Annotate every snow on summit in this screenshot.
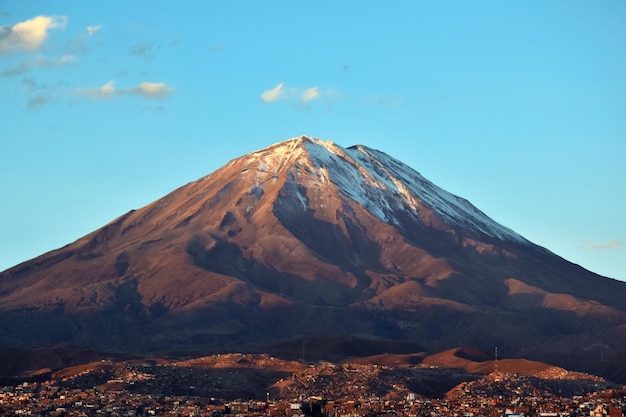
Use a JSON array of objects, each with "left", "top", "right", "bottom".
[{"left": 255, "top": 136, "right": 528, "bottom": 244}]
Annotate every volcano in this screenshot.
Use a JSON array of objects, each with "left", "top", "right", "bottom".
[{"left": 1, "top": 136, "right": 625, "bottom": 374}]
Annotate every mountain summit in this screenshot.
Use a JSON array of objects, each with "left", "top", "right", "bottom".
[{"left": 1, "top": 136, "right": 625, "bottom": 373}]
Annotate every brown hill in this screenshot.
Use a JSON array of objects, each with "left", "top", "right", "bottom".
[
  {"left": 1, "top": 136, "right": 626, "bottom": 380},
  {"left": 343, "top": 352, "right": 427, "bottom": 367},
  {"left": 422, "top": 347, "right": 563, "bottom": 376}
]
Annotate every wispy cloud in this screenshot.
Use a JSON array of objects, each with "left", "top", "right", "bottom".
[
  {"left": 1, "top": 54, "right": 76, "bottom": 77},
  {"left": 584, "top": 240, "right": 623, "bottom": 251},
  {"left": 133, "top": 82, "right": 173, "bottom": 99},
  {"left": 261, "top": 83, "right": 335, "bottom": 105},
  {"left": 74, "top": 80, "right": 115, "bottom": 98},
  {"left": 63, "top": 23, "right": 104, "bottom": 56},
  {"left": 99, "top": 80, "right": 116, "bottom": 96},
  {"left": 27, "top": 93, "right": 51, "bottom": 109},
  {"left": 20, "top": 77, "right": 61, "bottom": 110},
  {"left": 75, "top": 80, "right": 173, "bottom": 100},
  {"left": 301, "top": 87, "right": 320, "bottom": 102},
  {"left": 86, "top": 24, "right": 103, "bottom": 36},
  {"left": 0, "top": 15, "right": 67, "bottom": 53},
  {"left": 144, "top": 105, "right": 165, "bottom": 113},
  {"left": 261, "top": 82, "right": 285, "bottom": 103},
  {"left": 129, "top": 42, "right": 158, "bottom": 62},
  {"left": 170, "top": 36, "right": 182, "bottom": 47},
  {"left": 260, "top": 83, "right": 342, "bottom": 112}
]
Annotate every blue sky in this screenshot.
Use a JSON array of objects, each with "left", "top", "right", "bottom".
[{"left": 1, "top": 1, "right": 625, "bottom": 281}]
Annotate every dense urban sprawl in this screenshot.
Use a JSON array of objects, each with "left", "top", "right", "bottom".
[{"left": 1, "top": 354, "right": 625, "bottom": 417}]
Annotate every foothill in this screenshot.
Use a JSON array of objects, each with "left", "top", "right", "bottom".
[{"left": 1, "top": 353, "right": 625, "bottom": 417}]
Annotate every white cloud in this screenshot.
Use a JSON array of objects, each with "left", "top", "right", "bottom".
[
  {"left": 75, "top": 81, "right": 173, "bottom": 100},
  {"left": 86, "top": 24, "right": 103, "bottom": 36},
  {"left": 0, "top": 15, "right": 67, "bottom": 53},
  {"left": 100, "top": 80, "right": 116, "bottom": 95},
  {"left": 301, "top": 87, "right": 319, "bottom": 102},
  {"left": 261, "top": 83, "right": 341, "bottom": 111},
  {"left": 133, "top": 82, "right": 173, "bottom": 99},
  {"left": 74, "top": 80, "right": 119, "bottom": 99},
  {"left": 261, "top": 82, "right": 285, "bottom": 103}
]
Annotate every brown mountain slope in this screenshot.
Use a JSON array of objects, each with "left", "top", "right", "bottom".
[{"left": 1, "top": 136, "right": 625, "bottom": 379}]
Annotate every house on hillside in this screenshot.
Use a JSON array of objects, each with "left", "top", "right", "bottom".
[{"left": 593, "top": 405, "right": 608, "bottom": 417}]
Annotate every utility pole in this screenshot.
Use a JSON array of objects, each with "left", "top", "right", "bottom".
[{"left": 494, "top": 346, "right": 498, "bottom": 373}]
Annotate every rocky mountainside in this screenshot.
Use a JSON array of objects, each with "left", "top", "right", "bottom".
[{"left": 1, "top": 136, "right": 625, "bottom": 378}]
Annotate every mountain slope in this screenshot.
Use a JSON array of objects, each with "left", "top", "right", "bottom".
[{"left": 1, "top": 136, "right": 625, "bottom": 372}]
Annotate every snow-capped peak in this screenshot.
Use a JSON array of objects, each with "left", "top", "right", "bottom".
[
  {"left": 289, "top": 137, "right": 527, "bottom": 244},
  {"left": 236, "top": 136, "right": 527, "bottom": 244}
]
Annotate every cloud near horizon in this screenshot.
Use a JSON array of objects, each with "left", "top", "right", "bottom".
[
  {"left": 75, "top": 81, "right": 173, "bottom": 99},
  {"left": 0, "top": 15, "right": 67, "bottom": 53},
  {"left": 584, "top": 240, "right": 623, "bottom": 251}
]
